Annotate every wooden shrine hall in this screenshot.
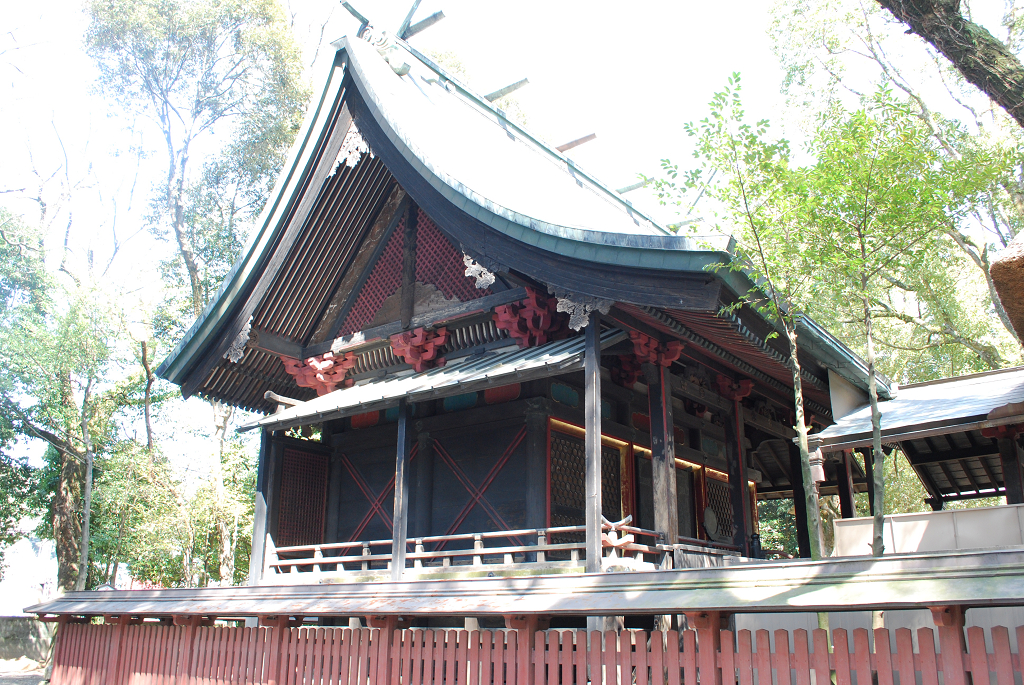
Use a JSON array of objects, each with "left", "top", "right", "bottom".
[
  {"left": 27, "top": 21, "right": 1024, "bottom": 685},
  {"left": 147, "top": 29, "right": 889, "bottom": 588}
]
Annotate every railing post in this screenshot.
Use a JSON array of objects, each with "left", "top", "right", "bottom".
[
  {"left": 414, "top": 539, "right": 424, "bottom": 568},
  {"left": 605, "top": 528, "right": 619, "bottom": 560},
  {"left": 362, "top": 542, "right": 371, "bottom": 571},
  {"left": 313, "top": 546, "right": 323, "bottom": 573},
  {"left": 536, "top": 530, "right": 546, "bottom": 563},
  {"left": 263, "top": 533, "right": 276, "bottom": 580},
  {"left": 473, "top": 534, "right": 484, "bottom": 565}
]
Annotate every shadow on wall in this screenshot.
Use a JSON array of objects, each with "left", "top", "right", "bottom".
[{"left": 0, "top": 617, "right": 54, "bottom": 662}]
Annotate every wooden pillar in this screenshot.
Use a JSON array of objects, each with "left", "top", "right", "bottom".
[
  {"left": 931, "top": 606, "right": 968, "bottom": 685},
  {"left": 725, "top": 399, "right": 751, "bottom": 556},
  {"left": 836, "top": 450, "right": 857, "bottom": 518},
  {"left": 391, "top": 399, "right": 413, "bottom": 581},
  {"left": 322, "top": 420, "right": 345, "bottom": 547},
  {"left": 411, "top": 432, "right": 433, "bottom": 538},
  {"left": 860, "top": 448, "right": 878, "bottom": 513},
  {"left": 998, "top": 437, "right": 1024, "bottom": 505},
  {"left": 685, "top": 611, "right": 724, "bottom": 685},
  {"left": 789, "top": 443, "right": 812, "bottom": 559},
  {"left": 524, "top": 403, "right": 549, "bottom": 532},
  {"left": 646, "top": 363, "right": 679, "bottom": 545},
  {"left": 248, "top": 430, "right": 273, "bottom": 585},
  {"left": 584, "top": 312, "right": 603, "bottom": 574}
]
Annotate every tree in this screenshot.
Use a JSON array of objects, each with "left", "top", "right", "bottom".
[
  {"left": 801, "top": 94, "right": 956, "bottom": 569},
  {"left": 647, "top": 76, "right": 828, "bottom": 564},
  {"left": 771, "top": 0, "right": 1024, "bottom": 363},
  {"left": 0, "top": 454, "right": 36, "bottom": 579},
  {"left": 874, "top": 0, "right": 1024, "bottom": 130},
  {"left": 86, "top": 0, "right": 308, "bottom": 586},
  {"left": 85, "top": 0, "right": 308, "bottom": 322}
]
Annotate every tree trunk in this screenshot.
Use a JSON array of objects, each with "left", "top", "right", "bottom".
[
  {"left": 75, "top": 384, "right": 95, "bottom": 592},
  {"left": 53, "top": 449, "right": 81, "bottom": 592},
  {"left": 141, "top": 341, "right": 155, "bottom": 451},
  {"left": 876, "top": 0, "right": 1024, "bottom": 130},
  {"left": 786, "top": 327, "right": 824, "bottom": 559},
  {"left": 212, "top": 400, "right": 235, "bottom": 585}
]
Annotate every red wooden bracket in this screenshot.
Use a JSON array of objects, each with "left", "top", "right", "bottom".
[
  {"left": 628, "top": 331, "right": 684, "bottom": 367},
  {"left": 390, "top": 327, "right": 449, "bottom": 372},
  {"left": 981, "top": 423, "right": 1024, "bottom": 439},
  {"left": 715, "top": 374, "right": 754, "bottom": 400},
  {"left": 492, "top": 288, "right": 569, "bottom": 348},
  {"left": 611, "top": 355, "right": 642, "bottom": 389},
  {"left": 279, "top": 351, "right": 357, "bottom": 396}
]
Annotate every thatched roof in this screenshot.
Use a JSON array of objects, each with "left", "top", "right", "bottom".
[{"left": 991, "top": 232, "right": 1024, "bottom": 342}]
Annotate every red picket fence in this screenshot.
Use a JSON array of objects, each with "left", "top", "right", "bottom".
[{"left": 49, "top": 620, "right": 1024, "bottom": 685}]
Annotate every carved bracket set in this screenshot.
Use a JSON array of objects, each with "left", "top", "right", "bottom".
[
  {"left": 492, "top": 288, "right": 569, "bottom": 348},
  {"left": 628, "top": 331, "right": 684, "bottom": 367},
  {"left": 715, "top": 374, "right": 755, "bottom": 401},
  {"left": 493, "top": 286, "right": 573, "bottom": 348},
  {"left": 390, "top": 327, "right": 449, "bottom": 372},
  {"left": 279, "top": 352, "right": 357, "bottom": 396}
]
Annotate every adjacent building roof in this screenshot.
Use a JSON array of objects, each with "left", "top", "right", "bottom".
[
  {"left": 809, "top": 367, "right": 1024, "bottom": 451},
  {"left": 809, "top": 366, "right": 1024, "bottom": 503}
]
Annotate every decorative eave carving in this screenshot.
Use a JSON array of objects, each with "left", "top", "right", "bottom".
[
  {"left": 279, "top": 352, "right": 357, "bottom": 396},
  {"left": 550, "top": 288, "right": 613, "bottom": 330},
  {"left": 336, "top": 124, "right": 374, "bottom": 171},
  {"left": 493, "top": 288, "right": 569, "bottom": 349},
  {"left": 223, "top": 317, "right": 253, "bottom": 363},
  {"left": 390, "top": 327, "right": 449, "bottom": 372},
  {"left": 463, "top": 253, "right": 496, "bottom": 289}
]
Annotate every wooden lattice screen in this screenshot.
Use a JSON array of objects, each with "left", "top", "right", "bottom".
[
  {"left": 549, "top": 430, "right": 621, "bottom": 534},
  {"left": 705, "top": 475, "right": 734, "bottom": 538},
  {"left": 277, "top": 448, "right": 328, "bottom": 547}
]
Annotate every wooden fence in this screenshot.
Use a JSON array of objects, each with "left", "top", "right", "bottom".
[{"left": 49, "top": 620, "right": 1024, "bottom": 685}]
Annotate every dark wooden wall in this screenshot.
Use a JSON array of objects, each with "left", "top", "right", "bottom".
[{"left": 261, "top": 367, "right": 765, "bottom": 552}]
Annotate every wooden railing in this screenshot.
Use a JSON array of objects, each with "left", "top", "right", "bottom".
[
  {"left": 266, "top": 521, "right": 671, "bottom": 577},
  {"left": 50, "top": 619, "right": 1024, "bottom": 685}
]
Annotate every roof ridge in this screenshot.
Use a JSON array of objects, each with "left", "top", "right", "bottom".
[{"left": 901, "top": 365, "right": 1024, "bottom": 390}]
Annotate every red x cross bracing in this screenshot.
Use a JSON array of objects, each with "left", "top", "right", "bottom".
[
  {"left": 342, "top": 443, "right": 419, "bottom": 543},
  {"left": 433, "top": 425, "right": 528, "bottom": 549}
]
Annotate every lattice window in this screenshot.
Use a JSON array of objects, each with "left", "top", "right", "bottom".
[
  {"left": 549, "top": 431, "right": 620, "bottom": 548},
  {"left": 277, "top": 448, "right": 328, "bottom": 547},
  {"left": 415, "top": 211, "right": 491, "bottom": 302},
  {"left": 338, "top": 218, "right": 406, "bottom": 335},
  {"left": 705, "top": 476, "right": 734, "bottom": 540}
]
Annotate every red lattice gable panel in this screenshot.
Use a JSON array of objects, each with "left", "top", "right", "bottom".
[
  {"left": 277, "top": 448, "right": 327, "bottom": 547},
  {"left": 338, "top": 210, "right": 490, "bottom": 336},
  {"left": 338, "top": 218, "right": 406, "bottom": 335},
  {"left": 414, "top": 210, "right": 491, "bottom": 302}
]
